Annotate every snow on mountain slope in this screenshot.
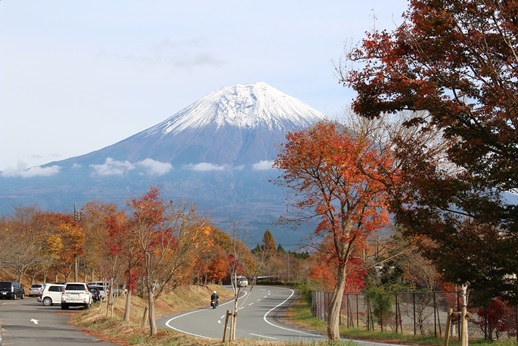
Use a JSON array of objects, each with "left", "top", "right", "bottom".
[
  {"left": 53, "top": 82, "right": 327, "bottom": 167},
  {"left": 144, "top": 82, "right": 326, "bottom": 136}
]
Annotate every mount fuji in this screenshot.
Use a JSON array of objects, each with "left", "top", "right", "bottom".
[{"left": 0, "top": 82, "right": 326, "bottom": 247}]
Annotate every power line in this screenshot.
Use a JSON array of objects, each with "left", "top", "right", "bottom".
[{"left": 0, "top": 192, "right": 22, "bottom": 210}]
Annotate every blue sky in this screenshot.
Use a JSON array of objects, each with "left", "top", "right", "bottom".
[{"left": 0, "top": 1, "right": 407, "bottom": 173}]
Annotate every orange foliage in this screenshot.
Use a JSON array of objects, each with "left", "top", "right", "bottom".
[
  {"left": 275, "top": 121, "right": 394, "bottom": 267},
  {"left": 275, "top": 121, "right": 395, "bottom": 340}
]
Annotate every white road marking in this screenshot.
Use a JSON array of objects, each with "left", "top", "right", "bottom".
[
  {"left": 165, "top": 291, "right": 248, "bottom": 339},
  {"left": 250, "top": 333, "right": 278, "bottom": 340},
  {"left": 30, "top": 319, "right": 39, "bottom": 324},
  {"left": 263, "top": 288, "right": 321, "bottom": 338}
]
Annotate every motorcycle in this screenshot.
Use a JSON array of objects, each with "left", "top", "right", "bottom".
[{"left": 211, "top": 299, "right": 218, "bottom": 309}]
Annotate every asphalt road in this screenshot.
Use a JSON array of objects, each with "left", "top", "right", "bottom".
[
  {"left": 157, "top": 285, "right": 326, "bottom": 342},
  {"left": 1, "top": 289, "right": 397, "bottom": 346},
  {"left": 0, "top": 296, "right": 115, "bottom": 346}
]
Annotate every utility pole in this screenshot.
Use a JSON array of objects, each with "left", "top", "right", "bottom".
[
  {"left": 73, "top": 203, "right": 81, "bottom": 281},
  {"left": 74, "top": 202, "right": 81, "bottom": 221}
]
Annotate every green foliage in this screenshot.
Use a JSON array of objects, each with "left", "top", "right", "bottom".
[
  {"left": 295, "top": 282, "right": 318, "bottom": 304},
  {"left": 364, "top": 286, "right": 394, "bottom": 328}
]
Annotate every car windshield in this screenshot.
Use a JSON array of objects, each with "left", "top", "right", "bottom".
[
  {"left": 0, "top": 282, "right": 11, "bottom": 289},
  {"left": 66, "top": 284, "right": 86, "bottom": 291}
]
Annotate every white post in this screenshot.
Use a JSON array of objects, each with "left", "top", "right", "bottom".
[{"left": 460, "top": 284, "right": 468, "bottom": 346}]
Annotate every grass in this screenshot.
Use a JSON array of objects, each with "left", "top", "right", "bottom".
[
  {"left": 283, "top": 292, "right": 517, "bottom": 346},
  {"left": 71, "top": 285, "right": 517, "bottom": 346}
]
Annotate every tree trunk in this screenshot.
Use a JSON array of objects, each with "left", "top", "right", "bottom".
[
  {"left": 124, "top": 290, "right": 132, "bottom": 321},
  {"left": 147, "top": 292, "right": 157, "bottom": 335},
  {"left": 74, "top": 256, "right": 79, "bottom": 282},
  {"left": 327, "top": 262, "right": 347, "bottom": 341}
]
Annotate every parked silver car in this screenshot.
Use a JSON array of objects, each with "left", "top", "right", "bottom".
[{"left": 29, "top": 284, "right": 43, "bottom": 297}]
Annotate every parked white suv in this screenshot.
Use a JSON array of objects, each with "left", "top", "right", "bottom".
[
  {"left": 40, "top": 284, "right": 65, "bottom": 306},
  {"left": 61, "top": 282, "right": 92, "bottom": 310}
]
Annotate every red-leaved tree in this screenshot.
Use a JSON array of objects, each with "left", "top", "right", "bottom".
[
  {"left": 342, "top": 0, "right": 518, "bottom": 302},
  {"left": 274, "top": 121, "right": 395, "bottom": 341},
  {"left": 128, "top": 187, "right": 210, "bottom": 336}
]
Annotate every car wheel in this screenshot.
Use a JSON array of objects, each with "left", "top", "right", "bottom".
[
  {"left": 43, "top": 297, "right": 52, "bottom": 306},
  {"left": 61, "top": 304, "right": 69, "bottom": 310},
  {"left": 21, "top": 293, "right": 24, "bottom": 299},
  {"left": 84, "top": 303, "right": 91, "bottom": 309}
]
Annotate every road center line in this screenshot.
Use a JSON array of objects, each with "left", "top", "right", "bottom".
[{"left": 165, "top": 291, "right": 248, "bottom": 338}]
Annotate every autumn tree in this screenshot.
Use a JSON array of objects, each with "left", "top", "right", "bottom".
[
  {"left": 80, "top": 201, "right": 119, "bottom": 283},
  {"left": 342, "top": 0, "right": 518, "bottom": 302},
  {"left": 471, "top": 297, "right": 516, "bottom": 340},
  {"left": 103, "top": 206, "right": 140, "bottom": 321},
  {"left": 128, "top": 187, "right": 210, "bottom": 336},
  {"left": 210, "top": 226, "right": 256, "bottom": 279},
  {"left": 274, "top": 121, "right": 395, "bottom": 341},
  {"left": 206, "top": 246, "right": 228, "bottom": 284},
  {"left": 262, "top": 229, "right": 276, "bottom": 253},
  {"left": 0, "top": 207, "right": 43, "bottom": 282},
  {"left": 29, "top": 212, "right": 85, "bottom": 282}
]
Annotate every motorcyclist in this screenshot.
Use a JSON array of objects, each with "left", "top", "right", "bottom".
[{"left": 210, "top": 291, "right": 219, "bottom": 307}]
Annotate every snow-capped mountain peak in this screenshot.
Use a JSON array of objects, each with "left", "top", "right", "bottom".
[
  {"left": 46, "top": 82, "right": 327, "bottom": 167},
  {"left": 146, "top": 82, "right": 325, "bottom": 136}
]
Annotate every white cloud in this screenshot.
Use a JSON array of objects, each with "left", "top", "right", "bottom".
[
  {"left": 1, "top": 165, "right": 61, "bottom": 178},
  {"left": 137, "top": 158, "right": 173, "bottom": 176},
  {"left": 90, "top": 157, "right": 173, "bottom": 177},
  {"left": 252, "top": 160, "right": 274, "bottom": 171},
  {"left": 186, "top": 162, "right": 228, "bottom": 171},
  {"left": 90, "top": 158, "right": 135, "bottom": 176}
]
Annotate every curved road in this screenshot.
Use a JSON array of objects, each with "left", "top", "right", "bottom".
[{"left": 157, "top": 285, "right": 325, "bottom": 342}]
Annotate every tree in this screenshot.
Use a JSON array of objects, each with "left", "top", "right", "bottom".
[
  {"left": 104, "top": 206, "right": 138, "bottom": 321},
  {"left": 1, "top": 207, "right": 43, "bottom": 282},
  {"left": 342, "top": 0, "right": 518, "bottom": 302},
  {"left": 262, "top": 229, "right": 276, "bottom": 253},
  {"left": 128, "top": 187, "right": 210, "bottom": 336},
  {"left": 80, "top": 201, "right": 118, "bottom": 283},
  {"left": 207, "top": 246, "right": 228, "bottom": 283},
  {"left": 471, "top": 297, "right": 516, "bottom": 340},
  {"left": 33, "top": 212, "right": 85, "bottom": 282},
  {"left": 274, "top": 121, "right": 394, "bottom": 341}
]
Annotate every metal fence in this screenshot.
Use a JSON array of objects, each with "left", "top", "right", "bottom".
[{"left": 312, "top": 290, "right": 518, "bottom": 341}]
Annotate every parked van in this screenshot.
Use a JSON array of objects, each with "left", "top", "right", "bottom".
[{"left": 0, "top": 281, "right": 25, "bottom": 299}]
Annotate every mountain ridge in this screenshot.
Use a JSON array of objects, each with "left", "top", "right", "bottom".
[
  {"left": 0, "top": 82, "right": 326, "bottom": 247},
  {"left": 45, "top": 82, "right": 325, "bottom": 168}
]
